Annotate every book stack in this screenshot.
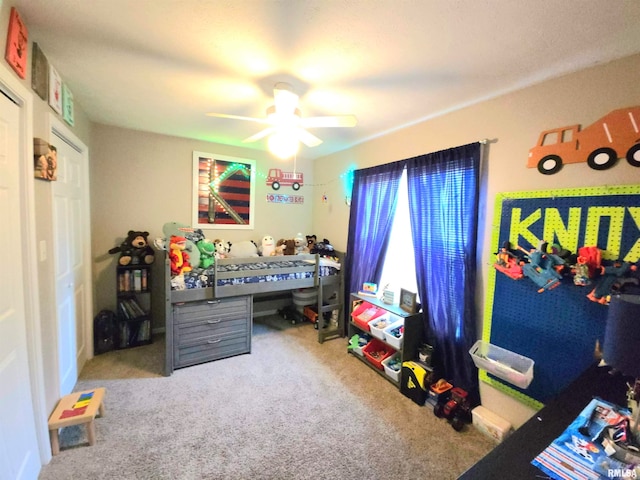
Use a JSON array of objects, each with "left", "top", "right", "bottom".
[
  {"left": 117, "top": 268, "right": 148, "bottom": 292},
  {"left": 118, "top": 297, "right": 147, "bottom": 320}
]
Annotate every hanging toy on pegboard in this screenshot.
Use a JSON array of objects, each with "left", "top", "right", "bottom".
[
  {"left": 586, "top": 261, "right": 639, "bottom": 305},
  {"left": 493, "top": 240, "right": 525, "bottom": 280},
  {"left": 516, "top": 241, "right": 566, "bottom": 293}
]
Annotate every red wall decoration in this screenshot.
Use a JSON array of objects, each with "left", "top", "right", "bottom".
[{"left": 5, "top": 7, "right": 28, "bottom": 79}]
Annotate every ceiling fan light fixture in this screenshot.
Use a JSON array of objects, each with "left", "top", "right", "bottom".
[{"left": 267, "top": 129, "right": 299, "bottom": 159}]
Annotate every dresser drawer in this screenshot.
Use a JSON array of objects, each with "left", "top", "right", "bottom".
[
  {"left": 174, "top": 315, "right": 248, "bottom": 346},
  {"left": 174, "top": 330, "right": 250, "bottom": 368},
  {"left": 173, "top": 296, "right": 250, "bottom": 325}
]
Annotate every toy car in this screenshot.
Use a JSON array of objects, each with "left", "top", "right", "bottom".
[
  {"left": 433, "top": 386, "right": 473, "bottom": 431},
  {"left": 278, "top": 305, "right": 306, "bottom": 325}
]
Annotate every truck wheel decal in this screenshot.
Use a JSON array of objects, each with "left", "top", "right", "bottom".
[
  {"left": 537, "top": 155, "right": 562, "bottom": 175},
  {"left": 272, "top": 181, "right": 281, "bottom": 190},
  {"left": 626, "top": 143, "right": 640, "bottom": 167},
  {"left": 292, "top": 183, "right": 300, "bottom": 191},
  {"left": 587, "top": 147, "right": 617, "bottom": 170}
]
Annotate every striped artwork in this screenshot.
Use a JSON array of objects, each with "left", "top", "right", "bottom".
[{"left": 193, "top": 152, "right": 256, "bottom": 229}]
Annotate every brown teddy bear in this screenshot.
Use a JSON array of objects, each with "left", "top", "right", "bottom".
[{"left": 276, "top": 238, "right": 296, "bottom": 255}]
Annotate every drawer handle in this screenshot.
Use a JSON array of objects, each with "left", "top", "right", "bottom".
[
  {"left": 207, "top": 339, "right": 222, "bottom": 344},
  {"left": 207, "top": 319, "right": 221, "bottom": 324},
  {"left": 207, "top": 300, "right": 220, "bottom": 304}
]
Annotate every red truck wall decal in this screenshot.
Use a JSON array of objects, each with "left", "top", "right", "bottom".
[
  {"left": 266, "top": 168, "right": 303, "bottom": 190},
  {"left": 528, "top": 106, "right": 640, "bottom": 174}
]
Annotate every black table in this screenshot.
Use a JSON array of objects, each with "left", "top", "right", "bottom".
[{"left": 458, "top": 362, "right": 633, "bottom": 479}]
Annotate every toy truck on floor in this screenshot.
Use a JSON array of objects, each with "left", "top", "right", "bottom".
[
  {"left": 527, "top": 106, "right": 640, "bottom": 174},
  {"left": 266, "top": 168, "right": 303, "bottom": 190},
  {"left": 434, "top": 386, "right": 473, "bottom": 431}
]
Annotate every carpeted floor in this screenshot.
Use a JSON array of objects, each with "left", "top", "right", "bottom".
[{"left": 39, "top": 315, "right": 495, "bottom": 480}]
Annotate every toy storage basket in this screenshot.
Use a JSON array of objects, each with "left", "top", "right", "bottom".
[
  {"left": 363, "top": 338, "right": 395, "bottom": 370},
  {"left": 469, "top": 340, "right": 534, "bottom": 389},
  {"left": 351, "top": 301, "right": 386, "bottom": 332}
]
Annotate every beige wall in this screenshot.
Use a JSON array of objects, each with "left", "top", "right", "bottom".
[
  {"left": 312, "top": 53, "right": 640, "bottom": 427},
  {"left": 0, "top": 1, "right": 94, "bottom": 417},
  {"left": 89, "top": 125, "right": 314, "bottom": 321}
]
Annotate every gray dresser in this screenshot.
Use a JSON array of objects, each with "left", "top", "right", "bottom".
[{"left": 172, "top": 296, "right": 252, "bottom": 369}]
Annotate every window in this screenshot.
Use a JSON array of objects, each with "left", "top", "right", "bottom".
[{"left": 378, "top": 169, "right": 419, "bottom": 301}]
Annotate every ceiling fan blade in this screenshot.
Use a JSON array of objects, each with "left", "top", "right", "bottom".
[
  {"left": 300, "top": 115, "right": 357, "bottom": 128},
  {"left": 295, "top": 128, "right": 323, "bottom": 147},
  {"left": 242, "top": 127, "right": 276, "bottom": 143},
  {"left": 206, "top": 112, "right": 273, "bottom": 125}
]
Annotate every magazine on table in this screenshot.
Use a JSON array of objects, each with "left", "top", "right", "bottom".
[{"left": 532, "top": 397, "right": 640, "bottom": 480}]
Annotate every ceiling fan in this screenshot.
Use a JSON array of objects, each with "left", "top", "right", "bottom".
[{"left": 206, "top": 82, "right": 357, "bottom": 157}]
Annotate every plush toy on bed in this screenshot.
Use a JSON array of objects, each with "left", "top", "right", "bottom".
[
  {"left": 108, "top": 230, "right": 155, "bottom": 266},
  {"left": 155, "top": 222, "right": 201, "bottom": 268},
  {"left": 196, "top": 239, "right": 216, "bottom": 268},
  {"left": 294, "top": 233, "right": 309, "bottom": 254},
  {"left": 306, "top": 234, "right": 317, "bottom": 252},
  {"left": 260, "top": 235, "right": 276, "bottom": 256},
  {"left": 169, "top": 235, "right": 192, "bottom": 276},
  {"left": 311, "top": 238, "right": 336, "bottom": 257},
  {"left": 228, "top": 240, "right": 259, "bottom": 258},
  {"left": 276, "top": 238, "right": 296, "bottom": 255},
  {"left": 213, "top": 239, "right": 231, "bottom": 259}
]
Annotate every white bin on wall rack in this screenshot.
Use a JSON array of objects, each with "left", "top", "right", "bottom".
[{"left": 469, "top": 340, "right": 534, "bottom": 389}]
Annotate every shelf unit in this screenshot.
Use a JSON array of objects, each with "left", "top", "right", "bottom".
[
  {"left": 348, "top": 292, "right": 423, "bottom": 387},
  {"left": 116, "top": 264, "right": 153, "bottom": 349}
]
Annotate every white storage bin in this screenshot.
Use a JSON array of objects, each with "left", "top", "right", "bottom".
[
  {"left": 368, "top": 314, "right": 392, "bottom": 341},
  {"left": 469, "top": 340, "right": 534, "bottom": 389},
  {"left": 382, "top": 352, "right": 401, "bottom": 382},
  {"left": 383, "top": 319, "right": 404, "bottom": 350},
  {"left": 472, "top": 406, "right": 512, "bottom": 443}
]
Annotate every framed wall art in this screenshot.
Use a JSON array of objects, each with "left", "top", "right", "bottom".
[
  {"left": 5, "top": 7, "right": 28, "bottom": 79},
  {"left": 33, "top": 138, "right": 57, "bottom": 181},
  {"left": 48, "top": 64, "right": 62, "bottom": 114},
  {"left": 399, "top": 288, "right": 417, "bottom": 314},
  {"left": 62, "top": 83, "right": 74, "bottom": 126},
  {"left": 192, "top": 151, "right": 256, "bottom": 230},
  {"left": 31, "top": 42, "right": 48, "bottom": 100}
]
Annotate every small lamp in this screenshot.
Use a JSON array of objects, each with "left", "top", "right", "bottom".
[{"left": 603, "top": 294, "right": 640, "bottom": 443}]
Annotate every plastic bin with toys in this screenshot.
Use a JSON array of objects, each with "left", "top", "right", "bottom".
[{"left": 363, "top": 338, "right": 395, "bottom": 370}]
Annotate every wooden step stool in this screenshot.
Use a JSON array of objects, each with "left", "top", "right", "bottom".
[{"left": 48, "top": 387, "right": 106, "bottom": 455}]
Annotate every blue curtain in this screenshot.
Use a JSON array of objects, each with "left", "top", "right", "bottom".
[
  {"left": 406, "top": 142, "right": 481, "bottom": 394},
  {"left": 345, "top": 161, "right": 405, "bottom": 306}
]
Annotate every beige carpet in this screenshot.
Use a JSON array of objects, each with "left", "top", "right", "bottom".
[{"left": 39, "top": 316, "right": 495, "bottom": 480}]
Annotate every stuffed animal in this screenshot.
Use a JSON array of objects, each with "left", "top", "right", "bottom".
[
  {"left": 311, "top": 238, "right": 336, "bottom": 257},
  {"left": 157, "top": 222, "right": 200, "bottom": 268},
  {"left": 293, "top": 233, "right": 308, "bottom": 254},
  {"left": 213, "top": 239, "right": 231, "bottom": 259},
  {"left": 108, "top": 230, "right": 155, "bottom": 266},
  {"left": 306, "top": 234, "right": 317, "bottom": 252},
  {"left": 274, "top": 239, "right": 286, "bottom": 256},
  {"left": 276, "top": 238, "right": 296, "bottom": 255},
  {"left": 228, "top": 240, "right": 259, "bottom": 258},
  {"left": 260, "top": 235, "right": 276, "bottom": 256},
  {"left": 196, "top": 239, "right": 216, "bottom": 269},
  {"left": 169, "top": 235, "right": 192, "bottom": 276}
]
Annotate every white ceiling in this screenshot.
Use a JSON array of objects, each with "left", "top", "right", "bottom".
[{"left": 14, "top": 0, "right": 640, "bottom": 160}]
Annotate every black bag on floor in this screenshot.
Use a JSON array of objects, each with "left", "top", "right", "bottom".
[{"left": 94, "top": 309, "right": 116, "bottom": 354}]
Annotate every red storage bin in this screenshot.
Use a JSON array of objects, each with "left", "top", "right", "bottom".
[
  {"left": 363, "top": 338, "right": 395, "bottom": 370},
  {"left": 351, "top": 301, "right": 386, "bottom": 331}
]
